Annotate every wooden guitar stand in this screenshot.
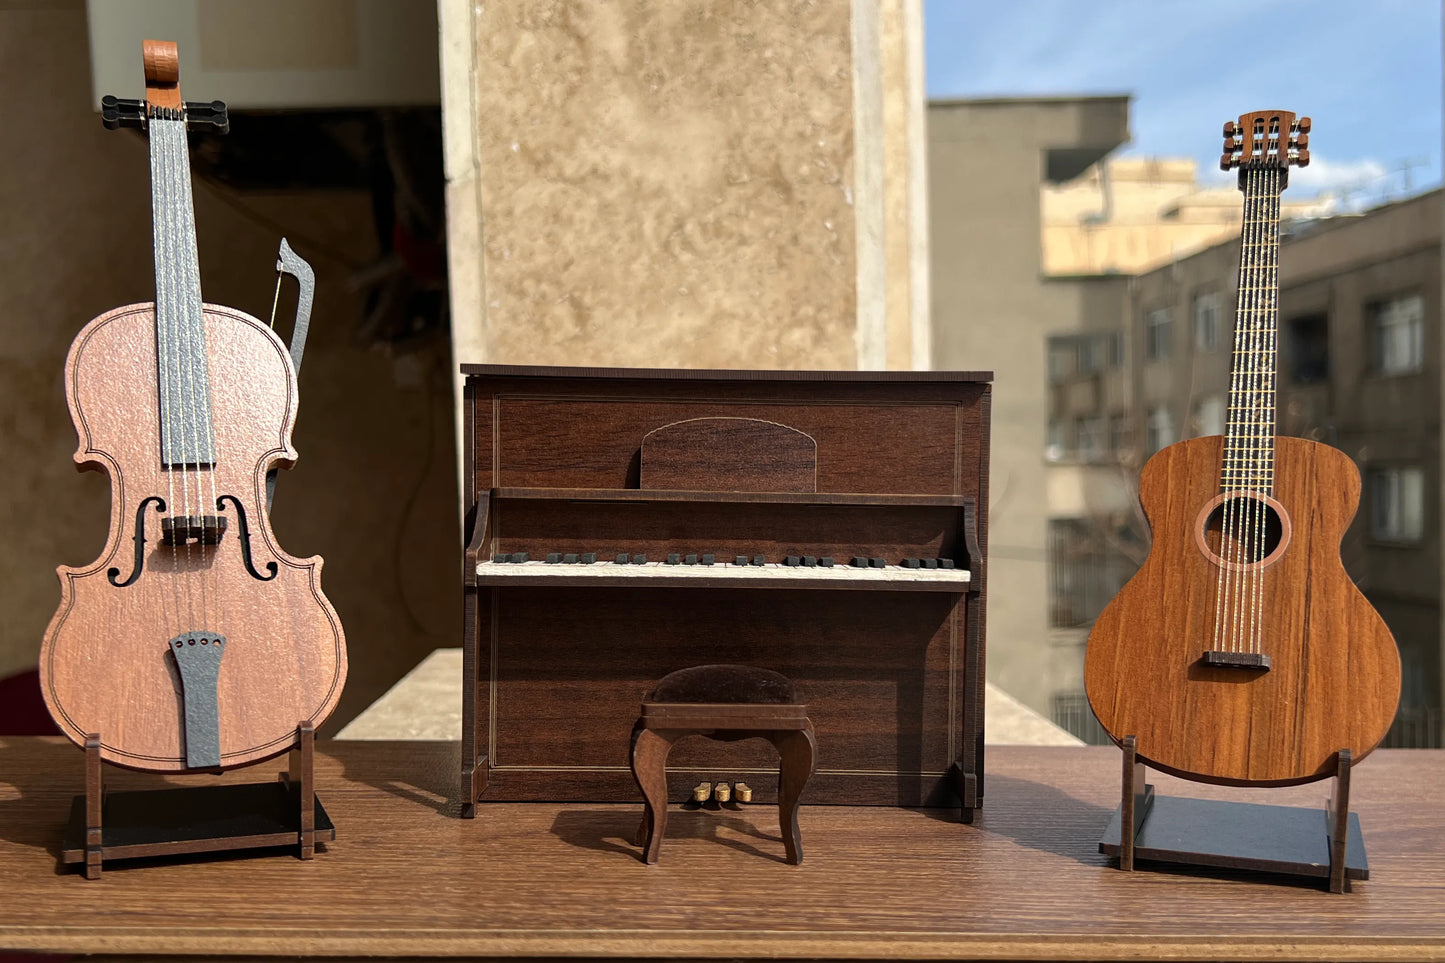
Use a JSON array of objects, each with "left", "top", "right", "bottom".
[
  {"left": 1099, "top": 735, "right": 1367, "bottom": 893},
  {"left": 61, "top": 721, "right": 334, "bottom": 879}
]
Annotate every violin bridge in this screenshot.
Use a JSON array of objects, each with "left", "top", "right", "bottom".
[
  {"left": 1200, "top": 651, "right": 1272, "bottom": 671},
  {"left": 160, "top": 514, "right": 228, "bottom": 546}
]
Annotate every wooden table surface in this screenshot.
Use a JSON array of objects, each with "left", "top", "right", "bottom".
[{"left": 1, "top": 738, "right": 1443, "bottom": 960}]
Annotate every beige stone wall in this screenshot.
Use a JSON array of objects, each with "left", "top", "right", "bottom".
[
  {"left": 0, "top": 4, "right": 458, "bottom": 728},
  {"left": 443, "top": 0, "right": 928, "bottom": 372}
]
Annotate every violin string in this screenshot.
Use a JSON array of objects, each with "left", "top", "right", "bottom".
[
  {"left": 159, "top": 118, "right": 194, "bottom": 633},
  {"left": 152, "top": 113, "right": 182, "bottom": 637}
]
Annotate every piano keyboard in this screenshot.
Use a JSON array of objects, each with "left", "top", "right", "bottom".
[{"left": 474, "top": 554, "right": 971, "bottom": 591}]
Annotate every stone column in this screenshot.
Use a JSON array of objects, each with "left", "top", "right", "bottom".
[{"left": 440, "top": 0, "right": 928, "bottom": 374}]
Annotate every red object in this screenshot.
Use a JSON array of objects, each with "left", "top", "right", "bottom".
[{"left": 0, "top": 670, "right": 60, "bottom": 736}]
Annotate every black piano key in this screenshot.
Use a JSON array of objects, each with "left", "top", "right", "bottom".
[
  {"left": 546, "top": 552, "right": 562, "bottom": 564},
  {"left": 922, "top": 558, "right": 939, "bottom": 569},
  {"left": 615, "top": 553, "right": 630, "bottom": 564},
  {"left": 734, "top": 555, "right": 749, "bottom": 566},
  {"left": 581, "top": 552, "right": 597, "bottom": 564},
  {"left": 802, "top": 556, "right": 817, "bottom": 567},
  {"left": 632, "top": 554, "right": 647, "bottom": 564},
  {"left": 701, "top": 554, "right": 715, "bottom": 565},
  {"left": 493, "top": 553, "right": 507, "bottom": 563},
  {"left": 784, "top": 555, "right": 801, "bottom": 566},
  {"left": 851, "top": 556, "right": 869, "bottom": 567},
  {"left": 902, "top": 558, "right": 921, "bottom": 569},
  {"left": 684, "top": 554, "right": 699, "bottom": 565},
  {"left": 819, "top": 556, "right": 835, "bottom": 567},
  {"left": 938, "top": 558, "right": 955, "bottom": 569},
  {"left": 563, "top": 553, "right": 579, "bottom": 564},
  {"left": 666, "top": 553, "right": 681, "bottom": 565},
  {"left": 870, "top": 557, "right": 886, "bottom": 568},
  {"left": 752, "top": 555, "right": 766, "bottom": 566}
]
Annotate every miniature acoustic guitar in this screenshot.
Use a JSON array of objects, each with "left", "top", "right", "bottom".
[
  {"left": 38, "top": 41, "right": 346, "bottom": 771},
  {"left": 1084, "top": 111, "right": 1400, "bottom": 787}
]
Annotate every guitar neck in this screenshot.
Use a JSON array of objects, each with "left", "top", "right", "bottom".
[{"left": 1221, "top": 167, "right": 1284, "bottom": 496}]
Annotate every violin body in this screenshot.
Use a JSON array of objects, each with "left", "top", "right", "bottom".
[
  {"left": 1084, "top": 435, "right": 1399, "bottom": 786},
  {"left": 40, "top": 302, "right": 346, "bottom": 771}
]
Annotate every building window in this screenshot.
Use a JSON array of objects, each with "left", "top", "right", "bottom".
[
  {"left": 1369, "top": 466, "right": 1425, "bottom": 543},
  {"left": 1285, "top": 313, "right": 1329, "bottom": 384},
  {"left": 1370, "top": 294, "right": 1424, "bottom": 375},
  {"left": 1145, "top": 405, "right": 1175, "bottom": 455},
  {"left": 1145, "top": 308, "right": 1173, "bottom": 361},
  {"left": 1048, "top": 518, "right": 1140, "bottom": 630},
  {"left": 1045, "top": 418, "right": 1066, "bottom": 462},
  {"left": 1193, "top": 292, "right": 1223, "bottom": 351},
  {"left": 1108, "top": 413, "right": 1129, "bottom": 455},
  {"left": 1192, "top": 396, "right": 1225, "bottom": 437},
  {"left": 1047, "top": 338, "right": 1075, "bottom": 383},
  {"left": 1049, "top": 332, "right": 1123, "bottom": 381},
  {"left": 1076, "top": 415, "right": 1106, "bottom": 461}
]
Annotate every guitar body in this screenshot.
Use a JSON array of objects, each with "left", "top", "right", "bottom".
[
  {"left": 39, "top": 303, "right": 347, "bottom": 771},
  {"left": 1085, "top": 434, "right": 1400, "bottom": 786}
]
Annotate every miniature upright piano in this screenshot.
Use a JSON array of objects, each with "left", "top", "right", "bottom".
[{"left": 459, "top": 365, "right": 992, "bottom": 820}]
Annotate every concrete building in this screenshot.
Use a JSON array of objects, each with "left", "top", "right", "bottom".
[
  {"left": 929, "top": 96, "right": 1131, "bottom": 714},
  {"left": 1047, "top": 189, "right": 1443, "bottom": 744}
]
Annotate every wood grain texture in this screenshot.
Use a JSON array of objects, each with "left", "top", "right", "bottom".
[
  {"left": 39, "top": 303, "right": 346, "bottom": 771},
  {"left": 2, "top": 739, "right": 1444, "bottom": 960},
  {"left": 462, "top": 368, "right": 991, "bottom": 812},
  {"left": 1085, "top": 435, "right": 1400, "bottom": 786},
  {"left": 142, "top": 40, "right": 182, "bottom": 111},
  {"left": 640, "top": 417, "right": 818, "bottom": 492}
]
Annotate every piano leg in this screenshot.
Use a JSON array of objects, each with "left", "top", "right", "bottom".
[
  {"left": 772, "top": 721, "right": 816, "bottom": 866},
  {"left": 631, "top": 724, "right": 676, "bottom": 864}
]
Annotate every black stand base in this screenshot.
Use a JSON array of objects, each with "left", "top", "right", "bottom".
[
  {"left": 1098, "top": 736, "right": 1365, "bottom": 893},
  {"left": 62, "top": 722, "right": 331, "bottom": 879}
]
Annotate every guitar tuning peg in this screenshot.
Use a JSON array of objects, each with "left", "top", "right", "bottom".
[
  {"left": 1219, "top": 153, "right": 1235, "bottom": 171},
  {"left": 1296, "top": 116, "right": 1312, "bottom": 134},
  {"left": 1295, "top": 148, "right": 1310, "bottom": 167},
  {"left": 1293, "top": 131, "right": 1309, "bottom": 150},
  {"left": 1223, "top": 120, "right": 1237, "bottom": 137}
]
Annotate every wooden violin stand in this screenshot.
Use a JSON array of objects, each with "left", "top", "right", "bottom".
[
  {"left": 1098, "top": 736, "right": 1367, "bottom": 893},
  {"left": 60, "top": 722, "right": 334, "bottom": 879}
]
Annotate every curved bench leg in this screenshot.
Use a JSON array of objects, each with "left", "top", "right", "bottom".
[
  {"left": 773, "top": 721, "right": 816, "bottom": 865},
  {"left": 631, "top": 726, "right": 676, "bottom": 864}
]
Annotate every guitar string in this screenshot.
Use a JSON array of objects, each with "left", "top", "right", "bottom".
[
  {"left": 1231, "top": 165, "right": 1262, "bottom": 654},
  {"left": 1222, "top": 164, "right": 1259, "bottom": 653},
  {"left": 1247, "top": 164, "right": 1269, "bottom": 654},
  {"left": 1212, "top": 149, "right": 1246, "bottom": 654},
  {"left": 1253, "top": 164, "right": 1283, "bottom": 654}
]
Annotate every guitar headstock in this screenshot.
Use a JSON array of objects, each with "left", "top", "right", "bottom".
[{"left": 1220, "top": 110, "right": 1309, "bottom": 189}]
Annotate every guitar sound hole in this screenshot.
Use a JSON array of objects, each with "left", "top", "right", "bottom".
[{"left": 1200, "top": 495, "right": 1285, "bottom": 567}]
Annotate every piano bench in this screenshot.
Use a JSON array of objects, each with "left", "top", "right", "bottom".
[{"left": 630, "top": 664, "right": 816, "bottom": 865}]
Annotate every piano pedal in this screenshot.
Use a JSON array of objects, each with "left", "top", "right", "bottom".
[
  {"left": 733, "top": 782, "right": 752, "bottom": 803},
  {"left": 691, "top": 781, "right": 713, "bottom": 803},
  {"left": 713, "top": 782, "right": 732, "bottom": 804}
]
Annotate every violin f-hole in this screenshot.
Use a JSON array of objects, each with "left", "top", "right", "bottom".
[
  {"left": 107, "top": 497, "right": 166, "bottom": 587},
  {"left": 215, "top": 495, "right": 278, "bottom": 581}
]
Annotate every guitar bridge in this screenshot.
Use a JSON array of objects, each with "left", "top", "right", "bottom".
[{"left": 1200, "top": 651, "right": 1271, "bottom": 671}]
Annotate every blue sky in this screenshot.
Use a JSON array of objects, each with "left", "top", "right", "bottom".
[{"left": 924, "top": 0, "right": 1442, "bottom": 204}]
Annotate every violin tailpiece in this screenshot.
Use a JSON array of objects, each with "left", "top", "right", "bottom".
[{"left": 169, "top": 632, "right": 228, "bottom": 769}]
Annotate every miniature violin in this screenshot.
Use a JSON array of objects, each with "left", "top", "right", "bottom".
[
  {"left": 39, "top": 41, "right": 346, "bottom": 771},
  {"left": 1084, "top": 112, "right": 1399, "bottom": 786}
]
